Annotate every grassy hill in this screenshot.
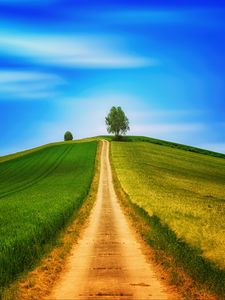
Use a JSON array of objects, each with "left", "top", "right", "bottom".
[
  {"left": 0, "top": 140, "right": 98, "bottom": 295},
  {"left": 100, "top": 135, "right": 225, "bottom": 159},
  {"left": 111, "top": 138, "right": 225, "bottom": 297},
  {"left": 1, "top": 135, "right": 225, "bottom": 298}
]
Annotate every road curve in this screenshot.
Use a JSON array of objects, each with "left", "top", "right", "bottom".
[{"left": 47, "top": 140, "right": 170, "bottom": 300}]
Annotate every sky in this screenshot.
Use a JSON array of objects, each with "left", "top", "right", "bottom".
[{"left": 0, "top": 0, "right": 225, "bottom": 155}]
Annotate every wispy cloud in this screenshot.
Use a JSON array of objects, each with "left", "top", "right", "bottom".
[
  {"left": 0, "top": 71, "right": 65, "bottom": 99},
  {"left": 127, "top": 109, "right": 204, "bottom": 121},
  {"left": 131, "top": 123, "right": 205, "bottom": 135},
  {"left": 0, "top": 71, "right": 64, "bottom": 83},
  {"left": 0, "top": 34, "right": 155, "bottom": 69}
]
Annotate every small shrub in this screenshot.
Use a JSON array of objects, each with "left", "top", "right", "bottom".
[{"left": 64, "top": 131, "right": 73, "bottom": 141}]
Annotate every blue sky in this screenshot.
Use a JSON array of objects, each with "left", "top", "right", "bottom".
[{"left": 0, "top": 0, "right": 225, "bottom": 154}]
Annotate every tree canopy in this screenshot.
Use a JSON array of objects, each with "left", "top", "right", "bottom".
[
  {"left": 105, "top": 106, "right": 130, "bottom": 137},
  {"left": 64, "top": 131, "right": 73, "bottom": 141}
]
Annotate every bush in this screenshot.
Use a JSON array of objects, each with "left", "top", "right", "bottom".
[{"left": 64, "top": 131, "right": 73, "bottom": 141}]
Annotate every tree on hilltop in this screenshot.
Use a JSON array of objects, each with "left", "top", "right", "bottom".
[
  {"left": 64, "top": 131, "right": 73, "bottom": 141},
  {"left": 105, "top": 106, "right": 130, "bottom": 138}
]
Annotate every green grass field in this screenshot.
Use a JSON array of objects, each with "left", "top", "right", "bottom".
[
  {"left": 111, "top": 140, "right": 225, "bottom": 294},
  {"left": 0, "top": 141, "right": 97, "bottom": 294}
]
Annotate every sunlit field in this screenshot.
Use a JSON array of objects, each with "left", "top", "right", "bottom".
[
  {"left": 0, "top": 141, "right": 97, "bottom": 294},
  {"left": 111, "top": 141, "right": 225, "bottom": 269}
]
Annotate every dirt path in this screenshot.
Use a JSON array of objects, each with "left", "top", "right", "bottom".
[{"left": 47, "top": 140, "right": 171, "bottom": 300}]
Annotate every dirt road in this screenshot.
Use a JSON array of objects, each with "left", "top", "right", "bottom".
[{"left": 48, "top": 140, "right": 170, "bottom": 300}]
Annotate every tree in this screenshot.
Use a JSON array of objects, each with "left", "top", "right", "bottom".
[
  {"left": 105, "top": 106, "right": 130, "bottom": 138},
  {"left": 64, "top": 131, "right": 73, "bottom": 141}
]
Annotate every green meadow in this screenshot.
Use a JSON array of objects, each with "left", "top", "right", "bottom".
[
  {"left": 111, "top": 140, "right": 225, "bottom": 294},
  {"left": 0, "top": 141, "right": 97, "bottom": 294},
  {"left": 1, "top": 135, "right": 225, "bottom": 297}
]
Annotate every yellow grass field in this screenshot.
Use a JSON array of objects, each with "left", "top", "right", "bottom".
[{"left": 111, "top": 141, "right": 225, "bottom": 269}]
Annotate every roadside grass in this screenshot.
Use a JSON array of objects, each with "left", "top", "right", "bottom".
[
  {"left": 111, "top": 141, "right": 225, "bottom": 298},
  {"left": 110, "top": 167, "right": 220, "bottom": 300},
  {"left": 0, "top": 141, "right": 97, "bottom": 297}
]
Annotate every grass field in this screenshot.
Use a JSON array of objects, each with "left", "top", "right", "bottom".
[
  {"left": 100, "top": 135, "right": 225, "bottom": 159},
  {"left": 111, "top": 140, "right": 225, "bottom": 295},
  {"left": 0, "top": 141, "right": 97, "bottom": 294}
]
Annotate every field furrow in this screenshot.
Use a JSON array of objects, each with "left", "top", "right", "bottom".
[
  {"left": 0, "top": 141, "right": 98, "bottom": 295},
  {"left": 0, "top": 145, "right": 72, "bottom": 198}
]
